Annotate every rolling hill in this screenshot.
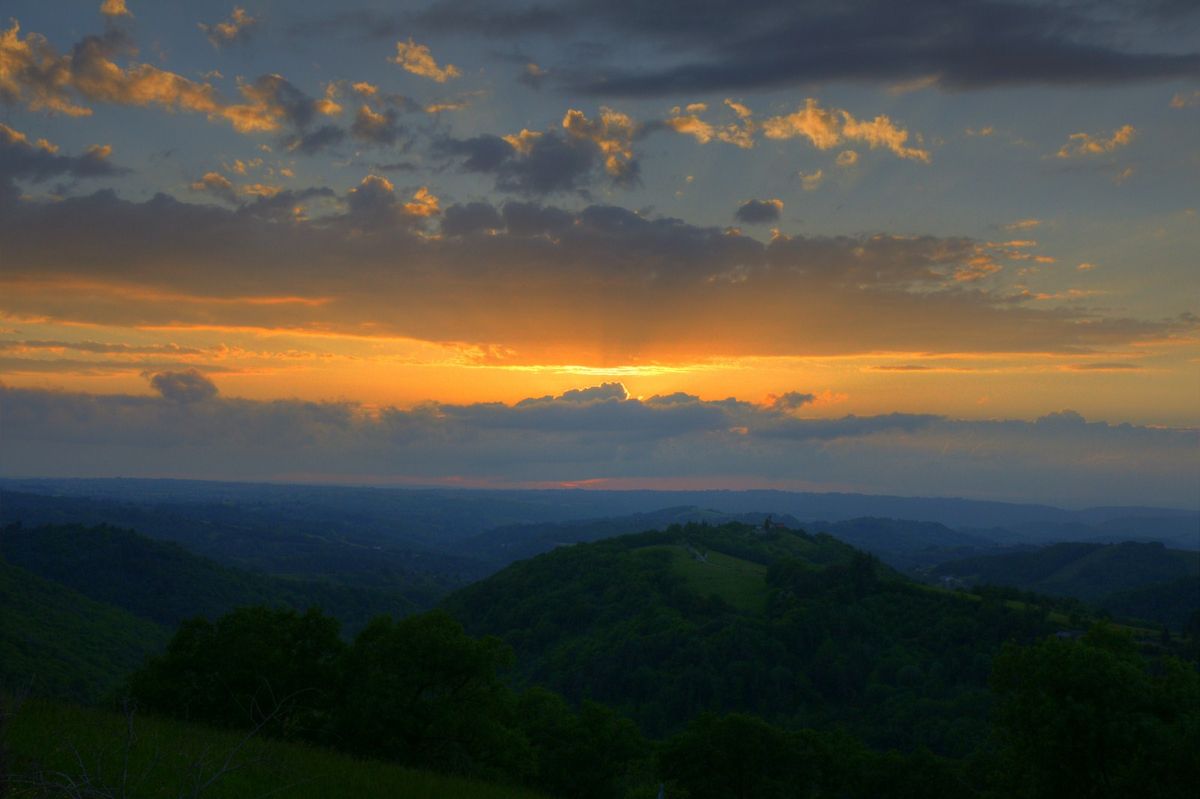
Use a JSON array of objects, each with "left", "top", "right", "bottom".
[
  {"left": 1, "top": 522, "right": 415, "bottom": 633},
  {"left": 927, "top": 540, "right": 1200, "bottom": 628},
  {"left": 0, "top": 558, "right": 168, "bottom": 701},
  {"left": 443, "top": 522, "right": 1057, "bottom": 755}
]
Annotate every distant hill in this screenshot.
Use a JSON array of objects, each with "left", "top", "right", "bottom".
[
  {"left": 928, "top": 541, "right": 1200, "bottom": 628},
  {"left": 809, "top": 517, "right": 1004, "bottom": 571},
  {"left": 0, "top": 558, "right": 168, "bottom": 701},
  {"left": 1, "top": 523, "right": 415, "bottom": 633},
  {"left": 444, "top": 522, "right": 1057, "bottom": 755},
  {"left": 466, "top": 505, "right": 803, "bottom": 565},
  {"left": 0, "top": 490, "right": 480, "bottom": 602},
  {"left": 5, "top": 477, "right": 1195, "bottom": 552}
]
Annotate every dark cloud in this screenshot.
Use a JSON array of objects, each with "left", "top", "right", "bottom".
[
  {"left": 2, "top": 384, "right": 1195, "bottom": 506},
  {"left": 292, "top": 1, "right": 1200, "bottom": 94},
  {"left": 285, "top": 124, "right": 347, "bottom": 155},
  {"left": 350, "top": 105, "right": 406, "bottom": 146},
  {"left": 735, "top": 199, "right": 783, "bottom": 225},
  {"left": 145, "top": 368, "right": 218, "bottom": 403},
  {"left": 500, "top": 200, "right": 574, "bottom": 237},
  {"left": 0, "top": 186, "right": 1190, "bottom": 361},
  {"left": 434, "top": 125, "right": 637, "bottom": 195},
  {"left": 0, "top": 124, "right": 126, "bottom": 184},
  {"left": 441, "top": 202, "right": 503, "bottom": 236},
  {"left": 768, "top": 392, "right": 816, "bottom": 412}
]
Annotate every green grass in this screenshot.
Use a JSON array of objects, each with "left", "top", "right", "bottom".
[
  {"left": 639, "top": 544, "right": 769, "bottom": 614},
  {"left": 5, "top": 699, "right": 548, "bottom": 799}
]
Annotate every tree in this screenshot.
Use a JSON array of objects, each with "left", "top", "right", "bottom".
[
  {"left": 128, "top": 606, "right": 344, "bottom": 740},
  {"left": 990, "top": 624, "right": 1200, "bottom": 799},
  {"left": 333, "top": 610, "right": 529, "bottom": 779}
]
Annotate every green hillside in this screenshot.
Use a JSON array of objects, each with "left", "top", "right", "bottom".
[
  {"left": 0, "top": 559, "right": 168, "bottom": 701},
  {"left": 1, "top": 523, "right": 416, "bottom": 633},
  {"left": 443, "top": 522, "right": 1056, "bottom": 754},
  {"left": 928, "top": 540, "right": 1200, "bottom": 627},
  {"left": 4, "top": 699, "right": 546, "bottom": 799}
]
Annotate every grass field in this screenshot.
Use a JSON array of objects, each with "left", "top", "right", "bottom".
[
  {"left": 4, "top": 699, "right": 548, "bottom": 799},
  {"left": 639, "top": 544, "right": 769, "bottom": 614}
]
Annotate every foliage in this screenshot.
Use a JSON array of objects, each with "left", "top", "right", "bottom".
[
  {"left": 1, "top": 523, "right": 416, "bottom": 633},
  {"left": 0, "top": 559, "right": 167, "bottom": 702},
  {"left": 930, "top": 541, "right": 1200, "bottom": 628},
  {"left": 128, "top": 607, "right": 344, "bottom": 740},
  {"left": 990, "top": 624, "right": 1200, "bottom": 799},
  {"left": 333, "top": 611, "right": 527, "bottom": 778},
  {"left": 445, "top": 523, "right": 1053, "bottom": 752}
]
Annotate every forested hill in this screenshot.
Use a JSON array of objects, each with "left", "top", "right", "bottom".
[
  {"left": 0, "top": 558, "right": 167, "bottom": 699},
  {"left": 928, "top": 540, "right": 1200, "bottom": 629},
  {"left": 0, "top": 523, "right": 415, "bottom": 633},
  {"left": 443, "top": 522, "right": 1056, "bottom": 754}
]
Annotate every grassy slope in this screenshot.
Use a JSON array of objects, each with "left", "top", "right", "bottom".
[
  {"left": 0, "top": 560, "right": 168, "bottom": 701},
  {"left": 5, "top": 699, "right": 548, "bottom": 799},
  {"left": 642, "top": 544, "right": 769, "bottom": 614}
]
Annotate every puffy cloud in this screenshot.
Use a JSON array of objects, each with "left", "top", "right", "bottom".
[
  {"left": 402, "top": 186, "right": 440, "bottom": 217},
  {"left": 0, "top": 21, "right": 339, "bottom": 144},
  {"left": 799, "top": 169, "right": 823, "bottom": 191},
  {"left": 390, "top": 38, "right": 460, "bottom": 82},
  {"left": 100, "top": 1, "right": 131, "bottom": 19},
  {"left": 762, "top": 99, "right": 930, "bottom": 162},
  {"left": 517, "top": 62, "right": 548, "bottom": 89},
  {"left": 1056, "top": 125, "right": 1136, "bottom": 158},
  {"left": 189, "top": 171, "right": 237, "bottom": 204},
  {"left": 2, "top": 384, "right": 1195, "bottom": 507},
  {"left": 200, "top": 7, "right": 259, "bottom": 48},
  {"left": 659, "top": 98, "right": 926, "bottom": 161},
  {"left": 734, "top": 198, "right": 783, "bottom": 224},
  {"left": 437, "top": 121, "right": 626, "bottom": 195},
  {"left": 767, "top": 391, "right": 816, "bottom": 412},
  {"left": 351, "top": 104, "right": 404, "bottom": 145},
  {"left": 145, "top": 368, "right": 218, "bottom": 402},
  {"left": 0, "top": 122, "right": 125, "bottom": 183},
  {"left": 561, "top": 107, "right": 638, "bottom": 182}
]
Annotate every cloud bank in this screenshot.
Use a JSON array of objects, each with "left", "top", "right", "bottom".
[{"left": 1, "top": 382, "right": 1194, "bottom": 507}]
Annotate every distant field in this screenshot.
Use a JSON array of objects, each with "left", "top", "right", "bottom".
[
  {"left": 5, "top": 699, "right": 548, "bottom": 799},
  {"left": 639, "top": 543, "right": 769, "bottom": 614}
]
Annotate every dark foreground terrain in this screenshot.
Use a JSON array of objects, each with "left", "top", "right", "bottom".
[{"left": 2, "top": 480, "right": 1197, "bottom": 797}]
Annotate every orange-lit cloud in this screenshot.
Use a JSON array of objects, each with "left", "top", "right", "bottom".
[
  {"left": 390, "top": 38, "right": 460, "bottom": 82},
  {"left": 199, "top": 7, "right": 258, "bottom": 48},
  {"left": 1056, "top": 124, "right": 1135, "bottom": 158},
  {"left": 1, "top": 21, "right": 338, "bottom": 137},
  {"left": 1169, "top": 90, "right": 1200, "bottom": 108},
  {"left": 100, "top": 0, "right": 131, "bottom": 19},
  {"left": 761, "top": 99, "right": 931, "bottom": 162},
  {"left": 562, "top": 107, "right": 637, "bottom": 178},
  {"left": 402, "top": 186, "right": 440, "bottom": 217}
]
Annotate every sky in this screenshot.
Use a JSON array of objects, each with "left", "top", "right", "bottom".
[{"left": 0, "top": 0, "right": 1197, "bottom": 506}]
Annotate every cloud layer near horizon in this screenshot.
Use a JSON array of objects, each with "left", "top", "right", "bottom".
[
  {"left": 1, "top": 380, "right": 1195, "bottom": 508},
  {"left": 1, "top": 180, "right": 1189, "bottom": 366}
]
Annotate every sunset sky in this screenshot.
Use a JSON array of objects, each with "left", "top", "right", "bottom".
[{"left": 1, "top": 1, "right": 1197, "bottom": 505}]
